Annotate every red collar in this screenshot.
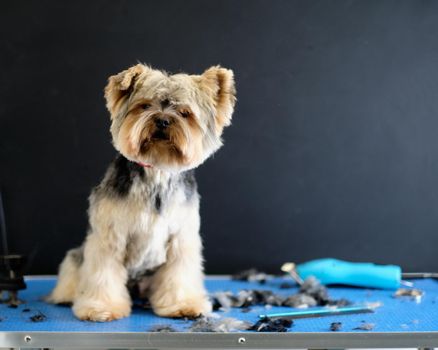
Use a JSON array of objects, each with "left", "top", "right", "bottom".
[{"left": 136, "top": 161, "right": 153, "bottom": 168}]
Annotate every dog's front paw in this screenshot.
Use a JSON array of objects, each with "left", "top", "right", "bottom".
[
  {"left": 152, "top": 295, "right": 212, "bottom": 318},
  {"left": 73, "top": 300, "right": 131, "bottom": 322}
]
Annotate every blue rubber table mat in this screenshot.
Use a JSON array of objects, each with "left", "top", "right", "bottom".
[{"left": 0, "top": 277, "right": 437, "bottom": 333}]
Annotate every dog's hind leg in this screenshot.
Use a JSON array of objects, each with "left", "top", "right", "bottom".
[{"left": 46, "top": 246, "right": 83, "bottom": 304}]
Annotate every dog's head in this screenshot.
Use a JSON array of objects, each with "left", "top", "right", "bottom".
[{"left": 104, "top": 64, "right": 236, "bottom": 173}]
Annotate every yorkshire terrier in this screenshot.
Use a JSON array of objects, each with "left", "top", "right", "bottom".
[{"left": 47, "top": 64, "right": 236, "bottom": 321}]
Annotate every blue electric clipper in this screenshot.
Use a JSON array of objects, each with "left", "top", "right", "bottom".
[{"left": 289, "top": 258, "right": 402, "bottom": 289}]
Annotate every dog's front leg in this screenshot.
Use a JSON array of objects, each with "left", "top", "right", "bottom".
[
  {"left": 72, "top": 232, "right": 131, "bottom": 322},
  {"left": 149, "top": 209, "right": 212, "bottom": 318}
]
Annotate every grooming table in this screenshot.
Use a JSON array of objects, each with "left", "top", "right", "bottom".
[{"left": 0, "top": 276, "right": 437, "bottom": 349}]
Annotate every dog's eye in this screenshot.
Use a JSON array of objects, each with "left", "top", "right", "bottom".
[
  {"left": 141, "top": 103, "right": 151, "bottom": 110},
  {"left": 179, "top": 110, "right": 190, "bottom": 118}
]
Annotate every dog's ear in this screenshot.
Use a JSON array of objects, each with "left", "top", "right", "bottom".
[
  {"left": 199, "top": 66, "right": 236, "bottom": 132},
  {"left": 104, "top": 64, "right": 147, "bottom": 117}
]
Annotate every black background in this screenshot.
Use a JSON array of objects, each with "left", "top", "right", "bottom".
[{"left": 1, "top": 0, "right": 438, "bottom": 275}]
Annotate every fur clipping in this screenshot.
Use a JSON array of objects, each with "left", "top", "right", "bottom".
[{"left": 190, "top": 316, "right": 251, "bottom": 333}]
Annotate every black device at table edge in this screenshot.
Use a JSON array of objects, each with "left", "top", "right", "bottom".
[{"left": 0, "top": 189, "right": 27, "bottom": 305}]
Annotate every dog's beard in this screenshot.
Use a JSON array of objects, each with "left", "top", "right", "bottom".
[{"left": 117, "top": 111, "right": 203, "bottom": 171}]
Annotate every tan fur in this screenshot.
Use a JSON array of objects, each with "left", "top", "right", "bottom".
[
  {"left": 197, "top": 66, "right": 236, "bottom": 134},
  {"left": 48, "top": 64, "right": 236, "bottom": 321},
  {"left": 105, "top": 64, "right": 147, "bottom": 117}
]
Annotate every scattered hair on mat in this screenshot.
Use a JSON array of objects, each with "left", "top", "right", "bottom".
[
  {"left": 212, "top": 291, "right": 233, "bottom": 311},
  {"left": 212, "top": 289, "right": 281, "bottom": 309},
  {"left": 22, "top": 308, "right": 31, "bottom": 313},
  {"left": 394, "top": 288, "right": 424, "bottom": 303},
  {"left": 394, "top": 288, "right": 423, "bottom": 297},
  {"left": 299, "top": 276, "right": 330, "bottom": 305},
  {"left": 282, "top": 293, "right": 317, "bottom": 308},
  {"left": 189, "top": 316, "right": 251, "bottom": 332},
  {"left": 329, "top": 298, "right": 352, "bottom": 307},
  {"left": 181, "top": 314, "right": 203, "bottom": 321},
  {"left": 353, "top": 322, "right": 375, "bottom": 331},
  {"left": 249, "top": 317, "right": 293, "bottom": 332},
  {"left": 232, "top": 269, "right": 268, "bottom": 284},
  {"left": 212, "top": 277, "right": 351, "bottom": 310},
  {"left": 29, "top": 311, "right": 47, "bottom": 322},
  {"left": 149, "top": 324, "right": 176, "bottom": 332},
  {"left": 330, "top": 322, "right": 342, "bottom": 331}
]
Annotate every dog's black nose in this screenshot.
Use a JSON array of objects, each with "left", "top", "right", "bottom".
[{"left": 155, "top": 118, "right": 170, "bottom": 129}]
